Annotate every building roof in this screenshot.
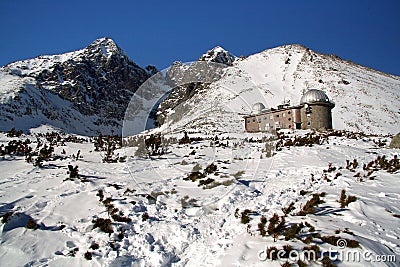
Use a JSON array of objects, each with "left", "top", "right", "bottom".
[
  {"left": 252, "top": 102, "right": 266, "bottom": 113},
  {"left": 300, "top": 89, "right": 332, "bottom": 105}
]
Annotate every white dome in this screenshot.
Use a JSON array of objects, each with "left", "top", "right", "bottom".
[
  {"left": 300, "top": 89, "right": 331, "bottom": 104},
  {"left": 252, "top": 102, "right": 266, "bottom": 113}
]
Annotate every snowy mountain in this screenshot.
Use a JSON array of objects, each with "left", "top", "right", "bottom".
[
  {"left": 0, "top": 42, "right": 399, "bottom": 267},
  {"left": 0, "top": 38, "right": 155, "bottom": 135},
  {"left": 158, "top": 44, "right": 400, "bottom": 135},
  {"left": 1, "top": 41, "right": 398, "bottom": 136}
]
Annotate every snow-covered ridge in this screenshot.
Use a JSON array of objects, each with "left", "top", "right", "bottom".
[
  {"left": 2, "top": 37, "right": 121, "bottom": 77},
  {"left": 160, "top": 44, "right": 400, "bottom": 135}
]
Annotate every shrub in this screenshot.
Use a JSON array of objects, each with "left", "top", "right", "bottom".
[
  {"left": 142, "top": 212, "right": 149, "bottom": 221},
  {"left": 258, "top": 216, "right": 267, "bottom": 237},
  {"left": 198, "top": 178, "right": 215, "bottom": 186},
  {"left": 92, "top": 218, "right": 113, "bottom": 234},
  {"left": 345, "top": 195, "right": 357, "bottom": 206},
  {"left": 1, "top": 211, "right": 14, "bottom": 223},
  {"left": 192, "top": 163, "right": 202, "bottom": 172},
  {"left": 302, "top": 236, "right": 313, "bottom": 244},
  {"left": 339, "top": 189, "right": 357, "bottom": 208},
  {"left": 97, "top": 190, "right": 104, "bottom": 202},
  {"left": 282, "top": 202, "right": 295, "bottom": 215},
  {"left": 6, "top": 128, "right": 23, "bottom": 137},
  {"left": 111, "top": 213, "right": 132, "bottom": 223},
  {"left": 320, "top": 235, "right": 360, "bottom": 248},
  {"left": 284, "top": 223, "right": 303, "bottom": 240},
  {"left": 68, "top": 247, "right": 79, "bottom": 257},
  {"left": 185, "top": 171, "right": 206, "bottom": 182},
  {"left": 266, "top": 246, "right": 279, "bottom": 260},
  {"left": 233, "top": 170, "right": 245, "bottom": 179},
  {"left": 267, "top": 213, "right": 285, "bottom": 236},
  {"left": 339, "top": 189, "right": 346, "bottom": 208},
  {"left": 178, "top": 131, "right": 191, "bottom": 144},
  {"left": 67, "top": 165, "right": 79, "bottom": 179},
  {"left": 117, "top": 232, "right": 124, "bottom": 240},
  {"left": 33, "top": 144, "right": 54, "bottom": 167},
  {"left": 321, "top": 255, "right": 336, "bottom": 267},
  {"left": 299, "top": 190, "right": 309, "bottom": 196},
  {"left": 240, "top": 209, "right": 253, "bottom": 224},
  {"left": 297, "top": 259, "right": 307, "bottom": 267},
  {"left": 297, "top": 193, "right": 325, "bottom": 215},
  {"left": 303, "top": 245, "right": 320, "bottom": 260},
  {"left": 84, "top": 251, "right": 92, "bottom": 260},
  {"left": 204, "top": 163, "right": 217, "bottom": 174},
  {"left": 234, "top": 208, "right": 239, "bottom": 218},
  {"left": 281, "top": 245, "right": 293, "bottom": 258},
  {"left": 89, "top": 242, "right": 99, "bottom": 250},
  {"left": 180, "top": 196, "right": 199, "bottom": 208},
  {"left": 26, "top": 218, "right": 39, "bottom": 230}
]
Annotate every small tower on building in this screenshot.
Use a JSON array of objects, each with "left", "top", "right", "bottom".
[{"left": 299, "top": 89, "right": 335, "bottom": 130}]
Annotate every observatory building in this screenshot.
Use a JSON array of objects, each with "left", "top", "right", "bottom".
[{"left": 244, "top": 89, "right": 335, "bottom": 132}]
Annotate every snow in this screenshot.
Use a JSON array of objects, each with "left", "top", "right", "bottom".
[
  {"left": 0, "top": 41, "right": 399, "bottom": 266},
  {"left": 0, "top": 128, "right": 399, "bottom": 266}
]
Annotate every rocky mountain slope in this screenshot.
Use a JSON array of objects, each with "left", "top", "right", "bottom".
[
  {"left": 157, "top": 44, "right": 400, "bottom": 135},
  {"left": 0, "top": 38, "right": 155, "bottom": 135},
  {"left": 0, "top": 40, "right": 399, "bottom": 136}
]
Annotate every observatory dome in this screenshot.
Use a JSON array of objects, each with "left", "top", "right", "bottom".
[
  {"left": 252, "top": 102, "right": 266, "bottom": 113},
  {"left": 300, "top": 89, "right": 331, "bottom": 105}
]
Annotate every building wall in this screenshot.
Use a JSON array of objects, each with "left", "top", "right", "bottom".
[
  {"left": 244, "top": 107, "right": 299, "bottom": 132},
  {"left": 245, "top": 103, "right": 333, "bottom": 132},
  {"left": 300, "top": 104, "right": 333, "bottom": 130}
]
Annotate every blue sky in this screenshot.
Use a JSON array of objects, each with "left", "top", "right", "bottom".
[{"left": 1, "top": 0, "right": 399, "bottom": 75}]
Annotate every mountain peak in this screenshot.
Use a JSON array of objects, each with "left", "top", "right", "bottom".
[
  {"left": 85, "top": 37, "right": 121, "bottom": 59},
  {"left": 198, "top": 46, "right": 236, "bottom": 66}
]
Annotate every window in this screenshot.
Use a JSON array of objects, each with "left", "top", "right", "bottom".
[
  {"left": 276, "top": 114, "right": 279, "bottom": 118},
  {"left": 283, "top": 113, "right": 286, "bottom": 117},
  {"left": 258, "top": 119, "right": 261, "bottom": 123},
  {"left": 253, "top": 119, "right": 256, "bottom": 122},
  {"left": 263, "top": 116, "right": 267, "bottom": 120},
  {"left": 288, "top": 118, "right": 291, "bottom": 121},
  {"left": 288, "top": 111, "right": 291, "bottom": 114},
  {"left": 270, "top": 115, "right": 273, "bottom": 120},
  {"left": 289, "top": 125, "right": 292, "bottom": 128},
  {"left": 307, "top": 121, "right": 311, "bottom": 126},
  {"left": 247, "top": 119, "right": 250, "bottom": 123}
]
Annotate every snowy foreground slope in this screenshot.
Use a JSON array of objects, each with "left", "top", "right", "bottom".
[
  {"left": 160, "top": 45, "right": 400, "bottom": 135},
  {"left": 0, "top": 128, "right": 399, "bottom": 266}
]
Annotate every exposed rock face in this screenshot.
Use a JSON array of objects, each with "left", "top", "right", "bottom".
[
  {"left": 155, "top": 59, "right": 228, "bottom": 126},
  {"left": 198, "top": 46, "right": 236, "bottom": 66},
  {"left": 390, "top": 132, "right": 400, "bottom": 148},
  {"left": 0, "top": 38, "right": 156, "bottom": 134}
]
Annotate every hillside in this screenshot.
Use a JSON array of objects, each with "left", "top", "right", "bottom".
[{"left": 156, "top": 44, "right": 400, "bottom": 135}]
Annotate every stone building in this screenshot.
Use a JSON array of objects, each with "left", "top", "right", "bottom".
[{"left": 244, "top": 89, "right": 335, "bottom": 132}]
